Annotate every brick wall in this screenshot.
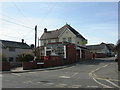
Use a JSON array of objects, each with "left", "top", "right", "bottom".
[
  {"left": 66, "top": 44, "right": 77, "bottom": 63},
  {"left": 96, "top": 53, "right": 106, "bottom": 58},
  {"left": 84, "top": 50, "right": 92, "bottom": 60},
  {"left": 2, "top": 62, "right": 10, "bottom": 71}
]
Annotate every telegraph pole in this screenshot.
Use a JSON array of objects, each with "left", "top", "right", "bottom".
[{"left": 34, "top": 25, "right": 37, "bottom": 59}]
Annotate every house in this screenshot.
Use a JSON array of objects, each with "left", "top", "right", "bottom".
[
  {"left": 37, "top": 24, "right": 91, "bottom": 61},
  {"left": 86, "top": 42, "right": 115, "bottom": 57},
  {"left": 40, "top": 24, "right": 87, "bottom": 47},
  {"left": 1, "top": 39, "right": 33, "bottom": 62}
]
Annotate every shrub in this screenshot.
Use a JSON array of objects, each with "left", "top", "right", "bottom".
[
  {"left": 0, "top": 53, "right": 7, "bottom": 62},
  {"left": 18, "top": 53, "right": 34, "bottom": 62}
]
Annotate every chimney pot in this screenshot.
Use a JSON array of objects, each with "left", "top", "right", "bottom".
[
  {"left": 22, "top": 39, "right": 24, "bottom": 43},
  {"left": 44, "top": 28, "right": 47, "bottom": 33}
]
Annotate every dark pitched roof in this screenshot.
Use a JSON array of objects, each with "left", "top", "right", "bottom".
[
  {"left": 0, "top": 40, "right": 31, "bottom": 49},
  {"left": 86, "top": 43, "right": 115, "bottom": 51},
  {"left": 86, "top": 43, "right": 105, "bottom": 50},
  {"left": 106, "top": 44, "right": 115, "bottom": 51},
  {"left": 40, "top": 24, "right": 86, "bottom": 40}
]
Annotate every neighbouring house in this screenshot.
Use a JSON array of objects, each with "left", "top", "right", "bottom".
[
  {"left": 40, "top": 24, "right": 87, "bottom": 47},
  {"left": 86, "top": 42, "right": 115, "bottom": 58},
  {"left": 1, "top": 39, "right": 33, "bottom": 62}
]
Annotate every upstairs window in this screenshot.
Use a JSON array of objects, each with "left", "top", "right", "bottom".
[
  {"left": 68, "top": 37, "right": 72, "bottom": 43},
  {"left": 48, "top": 40, "right": 51, "bottom": 43},
  {"left": 63, "top": 38, "right": 66, "bottom": 42},
  {"left": 56, "top": 39, "right": 59, "bottom": 42}
]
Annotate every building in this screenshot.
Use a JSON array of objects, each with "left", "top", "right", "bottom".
[
  {"left": 40, "top": 24, "right": 87, "bottom": 47},
  {"left": 37, "top": 24, "right": 91, "bottom": 61},
  {"left": 87, "top": 42, "right": 115, "bottom": 57},
  {"left": 1, "top": 39, "right": 33, "bottom": 62}
]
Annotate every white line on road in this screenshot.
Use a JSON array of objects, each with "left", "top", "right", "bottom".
[
  {"left": 55, "top": 84, "right": 67, "bottom": 87},
  {"left": 70, "top": 85, "right": 82, "bottom": 88},
  {"left": 23, "top": 80, "right": 33, "bottom": 84},
  {"left": 93, "top": 78, "right": 112, "bottom": 88},
  {"left": 106, "top": 80, "right": 120, "bottom": 88},
  {"left": 27, "top": 72, "right": 37, "bottom": 73},
  {"left": 71, "top": 72, "right": 79, "bottom": 77},
  {"left": 46, "top": 83, "right": 54, "bottom": 85},
  {"left": 59, "top": 76, "right": 70, "bottom": 79},
  {"left": 12, "top": 73, "right": 21, "bottom": 76},
  {"left": 87, "top": 85, "right": 98, "bottom": 88}
]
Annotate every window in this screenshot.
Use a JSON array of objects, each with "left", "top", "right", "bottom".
[
  {"left": 9, "top": 57, "right": 14, "bottom": 62},
  {"left": 68, "top": 37, "right": 72, "bottom": 43},
  {"left": 48, "top": 40, "right": 51, "bottom": 43},
  {"left": 56, "top": 39, "right": 59, "bottom": 42},
  {"left": 63, "top": 38, "right": 66, "bottom": 42},
  {"left": 9, "top": 47, "right": 15, "bottom": 52},
  {"left": 43, "top": 40, "right": 47, "bottom": 46}
]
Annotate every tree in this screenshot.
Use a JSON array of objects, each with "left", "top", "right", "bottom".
[
  {"left": 18, "top": 53, "right": 34, "bottom": 62},
  {"left": 30, "top": 44, "right": 34, "bottom": 49},
  {"left": 0, "top": 53, "right": 7, "bottom": 62}
]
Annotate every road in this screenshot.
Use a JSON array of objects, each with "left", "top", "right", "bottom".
[{"left": 2, "top": 57, "right": 120, "bottom": 88}]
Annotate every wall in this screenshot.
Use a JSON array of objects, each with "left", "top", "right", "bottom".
[
  {"left": 75, "top": 37, "right": 84, "bottom": 46},
  {"left": 41, "top": 39, "right": 58, "bottom": 46},
  {"left": 2, "top": 48, "right": 33, "bottom": 62},
  {"left": 96, "top": 53, "right": 106, "bottom": 58},
  {"left": 84, "top": 50, "right": 92, "bottom": 60},
  {"left": 59, "top": 28, "right": 76, "bottom": 43}
]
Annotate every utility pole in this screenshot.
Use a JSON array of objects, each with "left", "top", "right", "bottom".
[
  {"left": 34, "top": 25, "right": 37, "bottom": 59},
  {"left": 38, "top": 37, "right": 39, "bottom": 47}
]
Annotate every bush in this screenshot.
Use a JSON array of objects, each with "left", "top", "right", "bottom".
[
  {"left": 18, "top": 53, "right": 34, "bottom": 62},
  {"left": 0, "top": 53, "right": 7, "bottom": 62}
]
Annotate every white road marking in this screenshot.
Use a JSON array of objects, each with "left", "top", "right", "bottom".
[
  {"left": 93, "top": 77, "right": 112, "bottom": 88},
  {"left": 12, "top": 73, "right": 21, "bottom": 76},
  {"left": 23, "top": 81, "right": 33, "bottom": 84},
  {"left": 89, "top": 63, "right": 116, "bottom": 88},
  {"left": 55, "top": 84, "right": 67, "bottom": 87},
  {"left": 59, "top": 76, "right": 70, "bottom": 79},
  {"left": 70, "top": 85, "right": 81, "bottom": 88},
  {"left": 28, "top": 72, "right": 36, "bottom": 73},
  {"left": 87, "top": 85, "right": 98, "bottom": 88},
  {"left": 71, "top": 72, "right": 78, "bottom": 77},
  {"left": 46, "top": 83, "right": 54, "bottom": 85},
  {"left": 106, "top": 80, "right": 120, "bottom": 88}
]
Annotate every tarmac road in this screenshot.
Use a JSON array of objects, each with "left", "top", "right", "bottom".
[{"left": 2, "top": 57, "right": 120, "bottom": 88}]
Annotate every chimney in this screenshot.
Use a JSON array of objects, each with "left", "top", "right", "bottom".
[
  {"left": 44, "top": 28, "right": 47, "bottom": 33},
  {"left": 22, "top": 39, "right": 24, "bottom": 43}
]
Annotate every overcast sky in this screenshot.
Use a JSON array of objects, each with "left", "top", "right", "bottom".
[{"left": 0, "top": 1, "right": 118, "bottom": 45}]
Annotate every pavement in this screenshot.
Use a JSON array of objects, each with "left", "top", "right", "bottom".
[{"left": 2, "top": 63, "right": 73, "bottom": 74}]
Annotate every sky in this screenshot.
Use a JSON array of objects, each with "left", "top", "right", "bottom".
[{"left": 0, "top": 1, "right": 118, "bottom": 46}]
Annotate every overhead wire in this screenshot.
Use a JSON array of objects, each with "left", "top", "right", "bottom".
[
  {"left": 0, "top": 17, "right": 34, "bottom": 29},
  {"left": 12, "top": 2, "right": 34, "bottom": 25},
  {"left": 0, "top": 13, "right": 27, "bottom": 24}
]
